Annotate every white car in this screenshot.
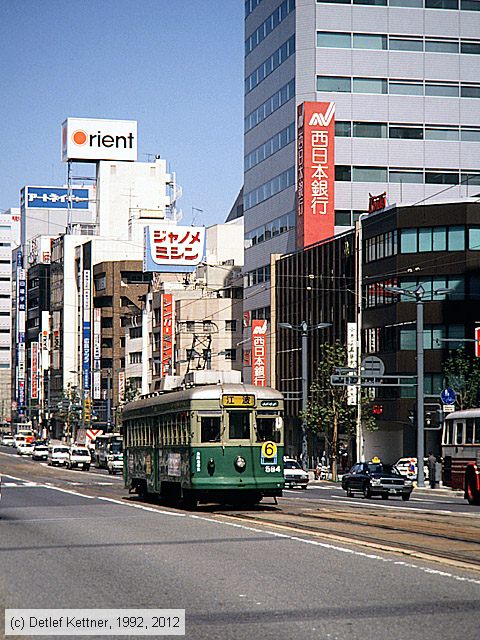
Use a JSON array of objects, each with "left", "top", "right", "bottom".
[
  {"left": 1, "top": 434, "right": 14, "bottom": 446},
  {"left": 107, "top": 453, "right": 123, "bottom": 475},
  {"left": 47, "top": 445, "right": 70, "bottom": 466},
  {"left": 32, "top": 444, "right": 49, "bottom": 461},
  {"left": 66, "top": 447, "right": 91, "bottom": 471},
  {"left": 17, "top": 442, "right": 34, "bottom": 456},
  {"left": 283, "top": 458, "right": 309, "bottom": 489}
]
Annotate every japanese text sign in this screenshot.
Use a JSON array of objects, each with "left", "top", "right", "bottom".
[
  {"left": 252, "top": 319, "right": 268, "bottom": 387},
  {"left": 296, "top": 102, "right": 335, "bottom": 249},
  {"left": 144, "top": 225, "right": 206, "bottom": 272}
]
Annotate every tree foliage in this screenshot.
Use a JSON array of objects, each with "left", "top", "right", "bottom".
[
  {"left": 442, "top": 347, "right": 480, "bottom": 409},
  {"left": 300, "top": 341, "right": 377, "bottom": 479}
]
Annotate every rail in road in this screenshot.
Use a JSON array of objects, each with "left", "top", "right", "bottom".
[
  {"left": 2, "top": 449, "right": 479, "bottom": 572},
  {"left": 215, "top": 498, "right": 480, "bottom": 572}
]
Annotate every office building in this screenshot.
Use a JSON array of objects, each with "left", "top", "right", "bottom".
[{"left": 243, "top": 0, "right": 480, "bottom": 384}]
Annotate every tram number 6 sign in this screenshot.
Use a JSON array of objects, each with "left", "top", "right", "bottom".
[{"left": 261, "top": 441, "right": 278, "bottom": 465}]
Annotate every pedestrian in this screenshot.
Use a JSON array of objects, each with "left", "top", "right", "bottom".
[{"left": 427, "top": 452, "right": 437, "bottom": 488}]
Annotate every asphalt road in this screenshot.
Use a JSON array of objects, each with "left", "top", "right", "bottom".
[{"left": 1, "top": 458, "right": 480, "bottom": 639}]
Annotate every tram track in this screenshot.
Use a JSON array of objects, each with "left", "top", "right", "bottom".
[{"left": 215, "top": 501, "right": 480, "bottom": 571}]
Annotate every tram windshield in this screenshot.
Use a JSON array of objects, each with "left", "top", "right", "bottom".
[
  {"left": 255, "top": 417, "right": 276, "bottom": 442},
  {"left": 228, "top": 411, "right": 250, "bottom": 439}
]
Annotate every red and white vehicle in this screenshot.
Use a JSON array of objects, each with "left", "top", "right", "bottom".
[{"left": 442, "top": 409, "right": 480, "bottom": 505}]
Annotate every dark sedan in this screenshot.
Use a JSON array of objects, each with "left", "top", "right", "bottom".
[{"left": 342, "top": 461, "right": 413, "bottom": 500}]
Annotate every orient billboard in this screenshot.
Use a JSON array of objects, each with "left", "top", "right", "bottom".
[
  {"left": 62, "top": 117, "right": 137, "bottom": 162},
  {"left": 296, "top": 102, "right": 335, "bottom": 250}
]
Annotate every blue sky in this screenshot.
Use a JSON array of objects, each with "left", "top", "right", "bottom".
[{"left": 0, "top": 1, "right": 244, "bottom": 227}]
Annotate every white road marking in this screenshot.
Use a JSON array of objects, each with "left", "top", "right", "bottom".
[{"left": 97, "top": 496, "right": 186, "bottom": 516}]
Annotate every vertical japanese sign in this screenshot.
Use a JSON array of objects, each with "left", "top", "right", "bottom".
[
  {"left": 17, "top": 252, "right": 26, "bottom": 413},
  {"left": 83, "top": 270, "right": 91, "bottom": 393},
  {"left": 118, "top": 370, "right": 125, "bottom": 403},
  {"left": 252, "top": 320, "right": 268, "bottom": 387},
  {"left": 347, "top": 322, "right": 357, "bottom": 406},
  {"left": 93, "top": 308, "right": 101, "bottom": 400},
  {"left": 41, "top": 311, "right": 50, "bottom": 371},
  {"left": 30, "top": 342, "right": 39, "bottom": 400},
  {"left": 296, "top": 102, "right": 335, "bottom": 250},
  {"left": 160, "top": 293, "right": 174, "bottom": 377}
]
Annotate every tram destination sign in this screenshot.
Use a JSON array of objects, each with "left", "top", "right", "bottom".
[{"left": 222, "top": 394, "right": 255, "bottom": 408}]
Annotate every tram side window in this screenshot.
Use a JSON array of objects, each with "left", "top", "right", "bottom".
[
  {"left": 455, "top": 421, "right": 464, "bottom": 445},
  {"left": 228, "top": 411, "right": 250, "bottom": 439},
  {"left": 443, "top": 421, "right": 454, "bottom": 445},
  {"left": 256, "top": 417, "right": 276, "bottom": 442},
  {"left": 475, "top": 418, "right": 480, "bottom": 444},
  {"left": 201, "top": 417, "right": 221, "bottom": 442},
  {"left": 466, "top": 418, "right": 474, "bottom": 444}
]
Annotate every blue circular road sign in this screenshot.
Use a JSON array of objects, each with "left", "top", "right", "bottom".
[{"left": 440, "top": 388, "right": 456, "bottom": 404}]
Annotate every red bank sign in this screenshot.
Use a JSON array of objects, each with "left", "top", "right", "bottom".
[
  {"left": 252, "top": 320, "right": 268, "bottom": 387},
  {"left": 296, "top": 102, "right": 335, "bottom": 250}
]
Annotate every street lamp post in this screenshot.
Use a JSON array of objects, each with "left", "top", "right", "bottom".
[
  {"left": 278, "top": 321, "right": 332, "bottom": 471},
  {"left": 385, "top": 284, "right": 450, "bottom": 488}
]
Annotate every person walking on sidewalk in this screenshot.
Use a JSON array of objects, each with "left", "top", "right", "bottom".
[{"left": 427, "top": 452, "right": 437, "bottom": 488}]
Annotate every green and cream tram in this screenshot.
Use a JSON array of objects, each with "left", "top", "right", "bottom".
[{"left": 123, "top": 383, "right": 284, "bottom": 508}]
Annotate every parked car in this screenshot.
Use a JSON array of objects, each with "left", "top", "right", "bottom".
[
  {"left": 47, "top": 444, "right": 70, "bottom": 466},
  {"left": 395, "top": 457, "right": 429, "bottom": 481},
  {"left": 66, "top": 446, "right": 91, "bottom": 471},
  {"left": 342, "top": 460, "right": 413, "bottom": 500},
  {"left": 17, "top": 442, "right": 34, "bottom": 456},
  {"left": 32, "top": 443, "right": 49, "bottom": 461},
  {"left": 283, "top": 458, "right": 309, "bottom": 489},
  {"left": 1, "top": 434, "right": 14, "bottom": 446}
]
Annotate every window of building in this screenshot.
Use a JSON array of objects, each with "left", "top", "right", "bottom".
[
  {"left": 335, "top": 121, "right": 351, "bottom": 137},
  {"left": 461, "top": 0, "right": 480, "bottom": 9},
  {"left": 203, "top": 320, "right": 213, "bottom": 331},
  {"left": 317, "top": 31, "right": 351, "bottom": 48},
  {"left": 425, "top": 171, "right": 459, "bottom": 184},
  {"left": 186, "top": 321, "right": 195, "bottom": 332},
  {"left": 400, "top": 229, "right": 418, "bottom": 253},
  {"left": 389, "top": 125, "right": 423, "bottom": 139},
  {"left": 425, "top": 126, "right": 459, "bottom": 140},
  {"left": 389, "top": 36, "right": 423, "bottom": 50},
  {"left": 353, "top": 122, "right": 387, "bottom": 137},
  {"left": 352, "top": 166, "right": 387, "bottom": 182},
  {"left": 246, "top": 0, "right": 295, "bottom": 55},
  {"left": 389, "top": 170, "right": 423, "bottom": 183},
  {"left": 129, "top": 326, "right": 142, "bottom": 339},
  {"left": 353, "top": 0, "right": 387, "bottom": 5},
  {"left": 317, "top": 76, "right": 351, "bottom": 92},
  {"left": 461, "top": 84, "right": 480, "bottom": 98},
  {"left": 425, "top": 38, "right": 459, "bottom": 53},
  {"left": 335, "top": 211, "right": 352, "bottom": 226},
  {"left": 102, "top": 338, "right": 113, "bottom": 348},
  {"left": 448, "top": 226, "right": 465, "bottom": 250},
  {"left": 461, "top": 128, "right": 480, "bottom": 141},
  {"left": 353, "top": 33, "right": 387, "bottom": 49},
  {"left": 389, "top": 80, "right": 423, "bottom": 95},
  {"left": 425, "top": 82, "right": 459, "bottom": 97},
  {"left": 245, "top": 36, "right": 295, "bottom": 93},
  {"left": 425, "top": 0, "right": 458, "bottom": 8},
  {"left": 245, "top": 79, "right": 295, "bottom": 132},
  {"left": 463, "top": 173, "right": 480, "bottom": 186},
  {"left": 225, "top": 320, "right": 237, "bottom": 332},
  {"left": 335, "top": 166, "right": 351, "bottom": 181},
  {"left": 353, "top": 77, "right": 388, "bottom": 94},
  {"left": 433, "top": 227, "right": 447, "bottom": 251},
  {"left": 129, "top": 352, "right": 142, "bottom": 364}
]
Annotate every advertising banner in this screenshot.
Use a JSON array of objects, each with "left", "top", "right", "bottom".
[
  {"left": 143, "top": 225, "right": 206, "bottom": 272},
  {"left": 93, "top": 308, "right": 101, "bottom": 399},
  {"left": 83, "top": 270, "right": 91, "bottom": 392},
  {"left": 41, "top": 311, "right": 50, "bottom": 371},
  {"left": 252, "top": 319, "right": 268, "bottom": 387},
  {"left": 24, "top": 186, "right": 90, "bottom": 210},
  {"left": 62, "top": 117, "right": 137, "bottom": 162},
  {"left": 31, "top": 342, "right": 38, "bottom": 400},
  {"left": 118, "top": 370, "right": 125, "bottom": 403},
  {"left": 160, "top": 294, "right": 174, "bottom": 378},
  {"left": 296, "top": 102, "right": 335, "bottom": 249}
]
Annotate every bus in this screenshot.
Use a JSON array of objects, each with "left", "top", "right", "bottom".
[
  {"left": 122, "top": 383, "right": 284, "bottom": 509},
  {"left": 441, "top": 408, "right": 480, "bottom": 505},
  {"left": 94, "top": 433, "right": 122, "bottom": 468}
]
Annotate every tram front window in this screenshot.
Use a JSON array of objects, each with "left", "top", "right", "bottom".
[
  {"left": 228, "top": 411, "right": 250, "bottom": 439},
  {"left": 201, "top": 417, "right": 221, "bottom": 442},
  {"left": 256, "top": 417, "right": 275, "bottom": 442}
]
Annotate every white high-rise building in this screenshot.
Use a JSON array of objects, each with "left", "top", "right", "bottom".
[{"left": 243, "top": 0, "right": 480, "bottom": 382}]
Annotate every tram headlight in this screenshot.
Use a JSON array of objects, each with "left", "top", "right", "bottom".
[
  {"left": 207, "top": 458, "right": 215, "bottom": 476},
  {"left": 234, "top": 456, "right": 246, "bottom": 473}
]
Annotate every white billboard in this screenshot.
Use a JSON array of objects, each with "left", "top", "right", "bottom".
[
  {"left": 143, "top": 225, "right": 206, "bottom": 272},
  {"left": 62, "top": 117, "right": 137, "bottom": 162}
]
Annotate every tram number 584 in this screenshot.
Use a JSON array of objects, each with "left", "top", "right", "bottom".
[{"left": 265, "top": 465, "right": 281, "bottom": 473}]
